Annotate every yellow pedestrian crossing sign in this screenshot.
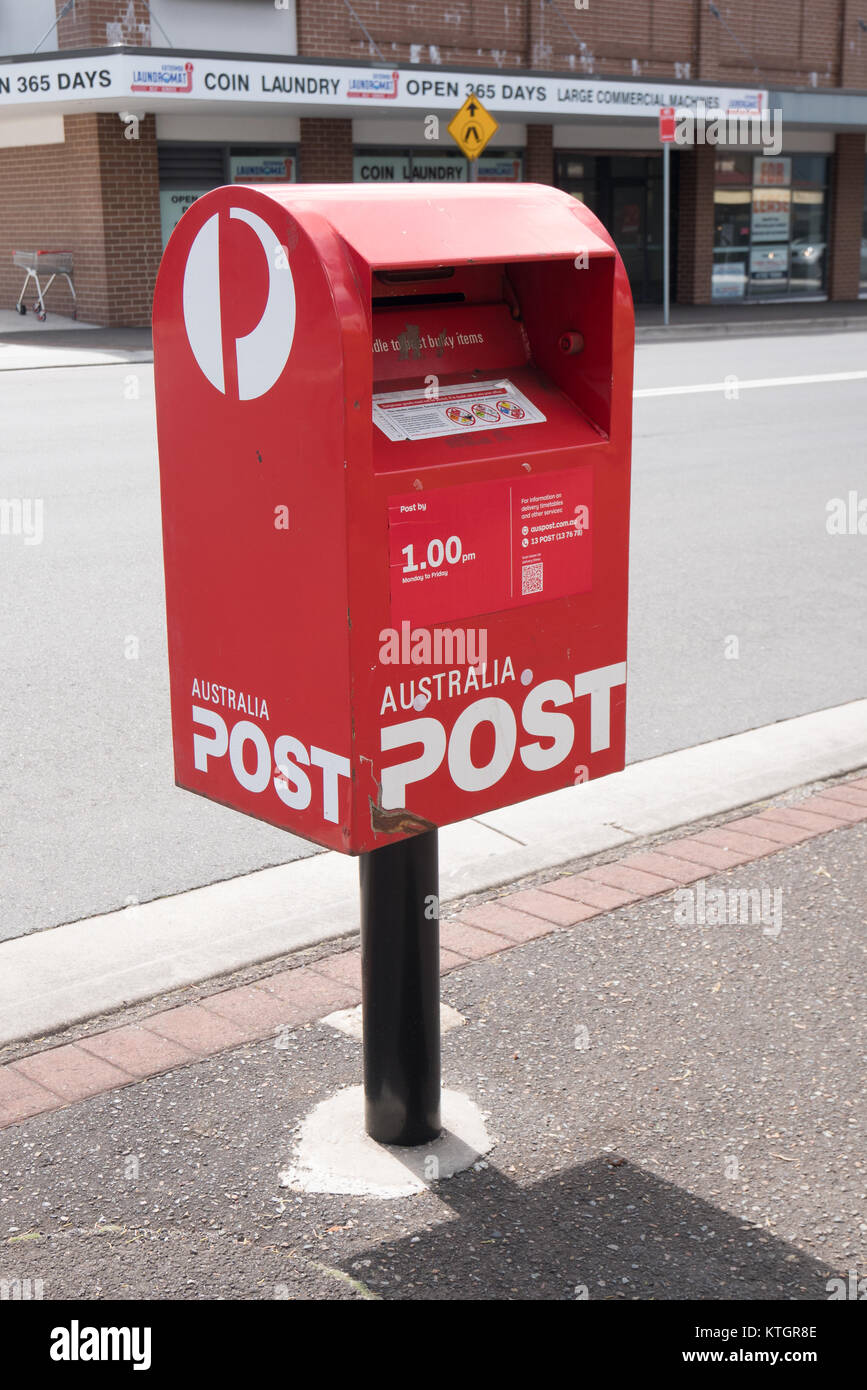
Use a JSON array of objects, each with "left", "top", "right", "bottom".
[{"left": 447, "top": 94, "right": 499, "bottom": 160}]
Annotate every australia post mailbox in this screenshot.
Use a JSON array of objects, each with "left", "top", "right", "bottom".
[{"left": 153, "top": 184, "right": 633, "bottom": 855}]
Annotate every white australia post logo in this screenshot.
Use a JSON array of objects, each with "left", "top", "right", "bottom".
[{"left": 182, "top": 206, "right": 295, "bottom": 401}]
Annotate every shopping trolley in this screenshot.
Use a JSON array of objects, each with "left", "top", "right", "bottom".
[{"left": 13, "top": 250, "right": 76, "bottom": 321}]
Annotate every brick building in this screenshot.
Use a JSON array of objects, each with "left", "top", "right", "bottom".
[{"left": 1, "top": 0, "right": 866, "bottom": 325}]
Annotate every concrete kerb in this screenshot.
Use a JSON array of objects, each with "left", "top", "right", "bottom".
[
  {"left": 0, "top": 699, "right": 864, "bottom": 1051},
  {"left": 636, "top": 315, "right": 867, "bottom": 344}
]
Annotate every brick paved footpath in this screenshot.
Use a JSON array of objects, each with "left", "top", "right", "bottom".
[{"left": 2, "top": 778, "right": 866, "bottom": 1131}]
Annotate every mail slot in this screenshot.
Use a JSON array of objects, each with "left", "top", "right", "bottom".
[{"left": 153, "top": 183, "right": 634, "bottom": 854}]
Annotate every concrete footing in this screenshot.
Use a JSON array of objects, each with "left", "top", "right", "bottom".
[{"left": 279, "top": 1085, "right": 494, "bottom": 1197}]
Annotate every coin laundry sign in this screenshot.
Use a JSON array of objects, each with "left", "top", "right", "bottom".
[{"left": 0, "top": 51, "right": 766, "bottom": 117}]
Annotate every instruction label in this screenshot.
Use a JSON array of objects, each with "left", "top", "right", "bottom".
[
  {"left": 373, "top": 378, "right": 546, "bottom": 442},
  {"left": 388, "top": 466, "right": 592, "bottom": 623}
]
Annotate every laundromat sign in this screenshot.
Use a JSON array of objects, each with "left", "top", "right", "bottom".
[
  {"left": 354, "top": 153, "right": 522, "bottom": 182},
  {"left": 0, "top": 50, "right": 767, "bottom": 118}
]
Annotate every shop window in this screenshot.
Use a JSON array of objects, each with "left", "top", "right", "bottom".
[
  {"left": 157, "top": 143, "right": 296, "bottom": 247},
  {"left": 712, "top": 153, "right": 829, "bottom": 300},
  {"left": 555, "top": 155, "right": 599, "bottom": 215},
  {"left": 157, "top": 144, "right": 223, "bottom": 248},
  {"left": 790, "top": 155, "right": 829, "bottom": 295},
  {"left": 861, "top": 161, "right": 867, "bottom": 297},
  {"left": 555, "top": 153, "right": 663, "bottom": 304}
]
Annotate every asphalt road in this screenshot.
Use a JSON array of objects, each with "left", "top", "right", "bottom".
[
  {"left": 1, "top": 822, "right": 863, "bottom": 1301},
  {"left": 1, "top": 331, "right": 865, "bottom": 940}
]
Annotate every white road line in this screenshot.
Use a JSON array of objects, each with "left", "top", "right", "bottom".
[{"left": 635, "top": 370, "right": 867, "bottom": 398}]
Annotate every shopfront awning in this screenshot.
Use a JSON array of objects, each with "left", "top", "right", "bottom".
[{"left": 0, "top": 46, "right": 770, "bottom": 123}]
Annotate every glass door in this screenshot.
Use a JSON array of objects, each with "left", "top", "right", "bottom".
[{"left": 555, "top": 154, "right": 664, "bottom": 303}]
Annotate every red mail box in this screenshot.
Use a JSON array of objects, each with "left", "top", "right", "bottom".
[{"left": 153, "top": 183, "right": 633, "bottom": 854}]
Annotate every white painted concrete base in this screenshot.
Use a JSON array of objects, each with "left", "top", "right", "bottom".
[
  {"left": 323, "top": 1002, "right": 466, "bottom": 1041},
  {"left": 279, "top": 1086, "right": 494, "bottom": 1198}
]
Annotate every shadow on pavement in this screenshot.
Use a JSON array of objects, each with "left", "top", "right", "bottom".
[
  {"left": 0, "top": 326, "right": 152, "bottom": 353},
  {"left": 345, "top": 1155, "right": 840, "bottom": 1300}
]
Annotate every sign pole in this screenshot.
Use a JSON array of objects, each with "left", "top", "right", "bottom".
[
  {"left": 658, "top": 106, "right": 675, "bottom": 328},
  {"left": 359, "top": 829, "right": 442, "bottom": 1146},
  {"left": 663, "top": 140, "right": 670, "bottom": 327}
]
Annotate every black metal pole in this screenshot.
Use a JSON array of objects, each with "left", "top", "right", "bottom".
[{"left": 359, "top": 828, "right": 441, "bottom": 1146}]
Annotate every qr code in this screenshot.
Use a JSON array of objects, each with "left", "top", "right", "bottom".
[{"left": 521, "top": 562, "right": 543, "bottom": 596}]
